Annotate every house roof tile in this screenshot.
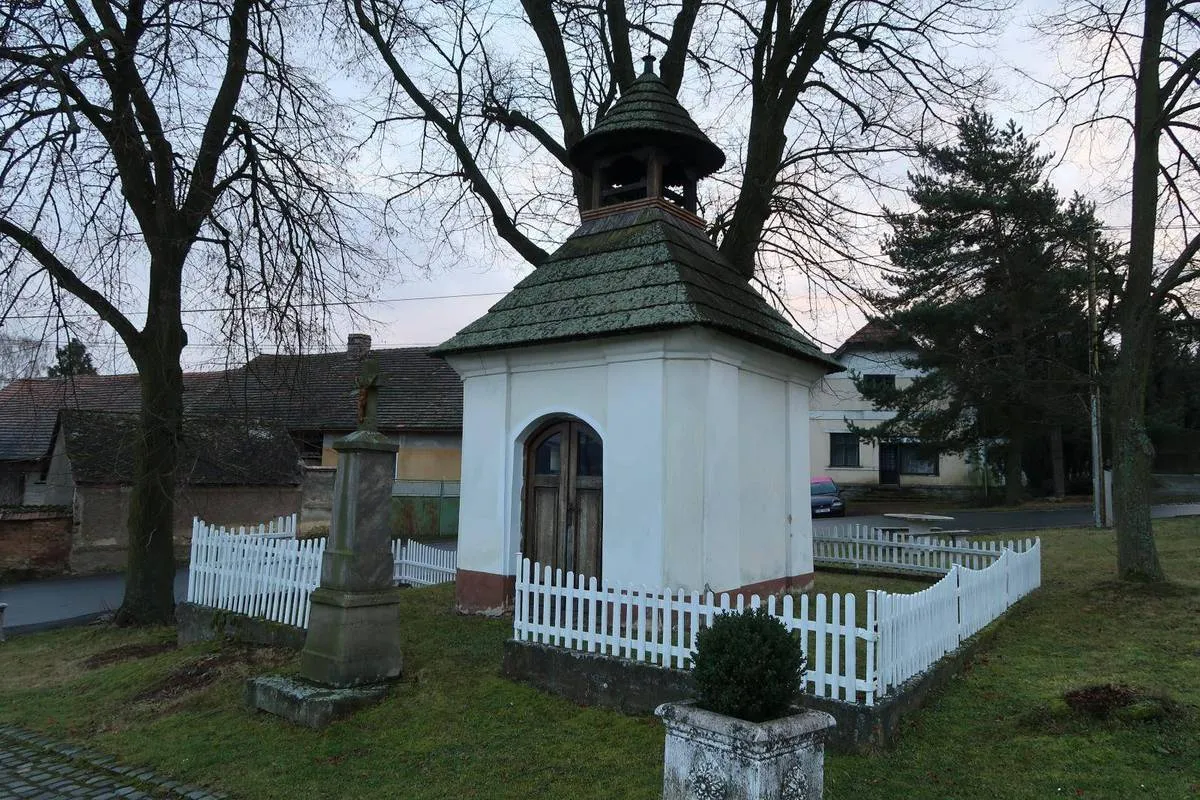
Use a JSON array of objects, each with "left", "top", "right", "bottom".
[
  {"left": 0, "top": 345, "right": 463, "bottom": 465},
  {"left": 194, "top": 347, "right": 462, "bottom": 433},
  {"left": 834, "top": 320, "right": 910, "bottom": 357},
  {"left": 0, "top": 372, "right": 227, "bottom": 463},
  {"left": 58, "top": 410, "right": 301, "bottom": 486}
]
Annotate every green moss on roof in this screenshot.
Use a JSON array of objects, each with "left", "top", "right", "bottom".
[{"left": 433, "top": 206, "right": 841, "bottom": 371}]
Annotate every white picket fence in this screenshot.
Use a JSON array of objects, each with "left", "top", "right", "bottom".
[
  {"left": 876, "top": 539, "right": 1041, "bottom": 693},
  {"left": 392, "top": 539, "right": 457, "bottom": 586},
  {"left": 813, "top": 524, "right": 1026, "bottom": 575},
  {"left": 186, "top": 516, "right": 321, "bottom": 628},
  {"left": 513, "top": 557, "right": 873, "bottom": 702},
  {"left": 513, "top": 536, "right": 1041, "bottom": 706},
  {"left": 186, "top": 516, "right": 457, "bottom": 629}
]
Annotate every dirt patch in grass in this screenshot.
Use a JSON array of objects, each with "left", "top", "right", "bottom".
[
  {"left": 83, "top": 641, "right": 177, "bottom": 670},
  {"left": 1063, "top": 683, "right": 1138, "bottom": 716},
  {"left": 134, "top": 652, "right": 235, "bottom": 702},
  {"left": 1020, "top": 685, "right": 1189, "bottom": 736},
  {"left": 133, "top": 645, "right": 293, "bottom": 704}
]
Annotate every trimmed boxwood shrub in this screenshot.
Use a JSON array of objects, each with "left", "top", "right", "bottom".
[{"left": 692, "top": 607, "right": 806, "bottom": 722}]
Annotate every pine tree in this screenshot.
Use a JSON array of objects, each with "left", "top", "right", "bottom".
[
  {"left": 855, "top": 109, "right": 1102, "bottom": 504},
  {"left": 47, "top": 339, "right": 98, "bottom": 378}
]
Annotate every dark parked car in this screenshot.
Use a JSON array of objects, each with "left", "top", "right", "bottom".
[{"left": 810, "top": 477, "right": 846, "bottom": 517}]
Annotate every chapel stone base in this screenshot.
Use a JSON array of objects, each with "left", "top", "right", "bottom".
[
  {"left": 455, "top": 569, "right": 515, "bottom": 615},
  {"left": 299, "top": 586, "right": 405, "bottom": 687},
  {"left": 728, "top": 571, "right": 815, "bottom": 600},
  {"left": 245, "top": 674, "right": 390, "bottom": 729}
]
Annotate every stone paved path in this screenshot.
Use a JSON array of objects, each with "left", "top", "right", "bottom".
[{"left": 0, "top": 725, "right": 224, "bottom": 800}]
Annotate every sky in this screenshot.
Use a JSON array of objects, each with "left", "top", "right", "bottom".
[{"left": 1, "top": 0, "right": 1142, "bottom": 378}]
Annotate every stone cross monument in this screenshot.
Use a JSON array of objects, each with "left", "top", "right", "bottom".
[
  {"left": 247, "top": 357, "right": 403, "bottom": 726},
  {"left": 300, "top": 357, "right": 403, "bottom": 686}
]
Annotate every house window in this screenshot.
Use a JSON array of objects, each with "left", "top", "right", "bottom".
[
  {"left": 292, "top": 431, "right": 324, "bottom": 466},
  {"left": 899, "top": 443, "right": 939, "bottom": 476},
  {"left": 829, "top": 433, "right": 860, "bottom": 468},
  {"left": 861, "top": 374, "right": 896, "bottom": 392}
]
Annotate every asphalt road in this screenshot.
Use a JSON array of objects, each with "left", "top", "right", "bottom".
[
  {"left": 0, "top": 538, "right": 456, "bottom": 636},
  {"left": 0, "top": 567, "right": 189, "bottom": 634},
  {"left": 814, "top": 501, "right": 1200, "bottom": 534}
]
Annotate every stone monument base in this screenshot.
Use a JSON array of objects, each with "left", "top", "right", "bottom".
[
  {"left": 246, "top": 674, "right": 391, "bottom": 729},
  {"left": 300, "top": 586, "right": 404, "bottom": 687}
]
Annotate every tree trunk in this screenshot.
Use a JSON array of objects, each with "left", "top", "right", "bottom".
[
  {"left": 116, "top": 256, "right": 187, "bottom": 625},
  {"left": 1111, "top": 331, "right": 1165, "bottom": 581},
  {"left": 1050, "top": 426, "right": 1066, "bottom": 499},
  {"left": 1004, "top": 427, "right": 1024, "bottom": 505},
  {"left": 1107, "top": 0, "right": 1166, "bottom": 582}
]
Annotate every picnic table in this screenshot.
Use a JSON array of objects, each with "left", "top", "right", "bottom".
[{"left": 879, "top": 513, "right": 973, "bottom": 545}]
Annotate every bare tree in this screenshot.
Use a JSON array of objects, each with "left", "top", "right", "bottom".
[
  {"left": 0, "top": 333, "right": 48, "bottom": 387},
  {"left": 0, "top": 1, "right": 381, "bottom": 622},
  {"left": 345, "top": 0, "right": 1005, "bottom": 309},
  {"left": 1042, "top": 0, "right": 1200, "bottom": 582}
]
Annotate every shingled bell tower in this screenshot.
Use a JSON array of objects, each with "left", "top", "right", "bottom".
[
  {"left": 573, "top": 56, "right": 725, "bottom": 218},
  {"left": 435, "top": 57, "right": 842, "bottom": 614}
]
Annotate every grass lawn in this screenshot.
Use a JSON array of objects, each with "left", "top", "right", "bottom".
[{"left": 0, "top": 520, "right": 1197, "bottom": 799}]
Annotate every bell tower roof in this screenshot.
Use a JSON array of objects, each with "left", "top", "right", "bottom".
[{"left": 568, "top": 56, "right": 726, "bottom": 178}]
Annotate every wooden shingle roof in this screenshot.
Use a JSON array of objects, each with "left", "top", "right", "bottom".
[
  {"left": 569, "top": 58, "right": 725, "bottom": 176},
  {"left": 433, "top": 205, "right": 841, "bottom": 371}
]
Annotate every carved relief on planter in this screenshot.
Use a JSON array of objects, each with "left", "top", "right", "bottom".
[{"left": 656, "top": 701, "right": 835, "bottom": 800}]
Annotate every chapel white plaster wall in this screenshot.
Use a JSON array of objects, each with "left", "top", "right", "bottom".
[
  {"left": 699, "top": 358, "right": 741, "bottom": 591},
  {"left": 451, "top": 329, "right": 827, "bottom": 593},
  {"left": 455, "top": 371, "right": 510, "bottom": 576},
  {"left": 662, "top": 358, "right": 708, "bottom": 588},
  {"left": 736, "top": 368, "right": 791, "bottom": 587}
]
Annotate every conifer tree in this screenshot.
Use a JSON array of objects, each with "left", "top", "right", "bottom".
[
  {"left": 856, "top": 110, "right": 1102, "bottom": 504},
  {"left": 47, "top": 339, "right": 98, "bottom": 378}
]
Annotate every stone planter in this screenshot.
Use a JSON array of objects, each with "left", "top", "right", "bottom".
[{"left": 656, "top": 700, "right": 835, "bottom": 800}]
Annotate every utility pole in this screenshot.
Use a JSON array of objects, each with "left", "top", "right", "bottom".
[{"left": 1088, "top": 230, "right": 1106, "bottom": 527}]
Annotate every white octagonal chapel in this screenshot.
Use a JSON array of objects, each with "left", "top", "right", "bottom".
[{"left": 434, "top": 60, "right": 841, "bottom": 613}]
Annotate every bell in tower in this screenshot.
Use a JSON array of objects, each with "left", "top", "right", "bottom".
[{"left": 568, "top": 56, "right": 726, "bottom": 216}]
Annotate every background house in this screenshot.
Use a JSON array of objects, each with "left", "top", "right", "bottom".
[
  {"left": 198, "top": 334, "right": 464, "bottom": 536},
  {"left": 0, "top": 373, "right": 225, "bottom": 505},
  {"left": 809, "top": 320, "right": 976, "bottom": 499},
  {"left": 43, "top": 410, "right": 302, "bottom": 572}
]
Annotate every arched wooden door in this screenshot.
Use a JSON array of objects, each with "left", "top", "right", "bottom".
[{"left": 523, "top": 418, "right": 603, "bottom": 578}]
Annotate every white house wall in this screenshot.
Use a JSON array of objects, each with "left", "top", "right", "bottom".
[{"left": 809, "top": 347, "right": 974, "bottom": 488}]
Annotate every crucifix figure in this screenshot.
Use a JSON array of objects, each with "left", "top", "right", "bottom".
[{"left": 355, "top": 357, "right": 381, "bottom": 431}]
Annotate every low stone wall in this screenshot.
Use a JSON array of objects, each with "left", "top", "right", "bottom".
[
  {"left": 176, "top": 601, "right": 307, "bottom": 650},
  {"left": 0, "top": 507, "right": 72, "bottom": 581},
  {"left": 502, "top": 615, "right": 1008, "bottom": 754}
]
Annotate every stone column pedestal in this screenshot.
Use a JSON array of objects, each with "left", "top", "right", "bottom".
[
  {"left": 656, "top": 701, "right": 836, "bottom": 800},
  {"left": 299, "top": 429, "right": 404, "bottom": 688}
]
